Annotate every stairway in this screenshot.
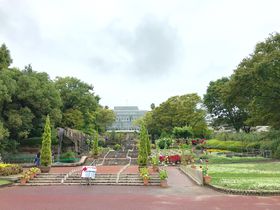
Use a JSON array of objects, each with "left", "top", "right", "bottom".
[
  {"left": 64, "top": 173, "right": 160, "bottom": 186},
  {"left": 18, "top": 173, "right": 160, "bottom": 186},
  {"left": 19, "top": 173, "right": 65, "bottom": 186}
]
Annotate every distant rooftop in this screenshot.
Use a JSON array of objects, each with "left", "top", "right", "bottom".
[{"left": 114, "top": 106, "right": 139, "bottom": 111}]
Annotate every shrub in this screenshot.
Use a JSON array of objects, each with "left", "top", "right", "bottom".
[
  {"left": 60, "top": 151, "right": 76, "bottom": 159},
  {"left": 151, "top": 155, "right": 159, "bottom": 166},
  {"left": 139, "top": 167, "right": 150, "bottom": 180},
  {"left": 59, "top": 151, "right": 77, "bottom": 163},
  {"left": 92, "top": 132, "right": 99, "bottom": 156},
  {"left": 205, "top": 139, "right": 243, "bottom": 152},
  {"left": 20, "top": 137, "right": 41, "bottom": 147},
  {"left": 138, "top": 124, "right": 149, "bottom": 167},
  {"left": 156, "top": 138, "right": 173, "bottom": 149},
  {"left": 260, "top": 141, "right": 274, "bottom": 150},
  {"left": 40, "top": 116, "right": 52, "bottom": 166},
  {"left": 0, "top": 139, "right": 19, "bottom": 155},
  {"left": 246, "top": 142, "right": 261, "bottom": 150},
  {"left": 274, "top": 145, "right": 280, "bottom": 159},
  {"left": 159, "top": 169, "right": 168, "bottom": 180},
  {"left": 98, "top": 139, "right": 106, "bottom": 147},
  {"left": 0, "top": 163, "right": 23, "bottom": 176},
  {"left": 113, "top": 144, "right": 121, "bottom": 151},
  {"left": 172, "top": 126, "right": 193, "bottom": 139}
]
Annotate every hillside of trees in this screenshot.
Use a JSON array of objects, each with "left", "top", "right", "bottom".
[{"left": 0, "top": 44, "right": 115, "bottom": 154}]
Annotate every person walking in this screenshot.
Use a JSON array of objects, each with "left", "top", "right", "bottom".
[{"left": 34, "top": 152, "right": 41, "bottom": 167}]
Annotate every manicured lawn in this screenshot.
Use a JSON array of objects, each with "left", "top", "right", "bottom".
[
  {"left": 208, "top": 162, "right": 280, "bottom": 191},
  {"left": 207, "top": 155, "right": 269, "bottom": 164},
  {"left": 0, "top": 180, "right": 11, "bottom": 185}
]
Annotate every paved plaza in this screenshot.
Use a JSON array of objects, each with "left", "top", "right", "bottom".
[{"left": 0, "top": 167, "right": 279, "bottom": 210}]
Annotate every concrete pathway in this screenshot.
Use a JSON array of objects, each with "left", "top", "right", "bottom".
[
  {"left": 158, "top": 166, "right": 219, "bottom": 195},
  {"left": 0, "top": 167, "right": 279, "bottom": 210},
  {"left": 0, "top": 184, "right": 279, "bottom": 210}
]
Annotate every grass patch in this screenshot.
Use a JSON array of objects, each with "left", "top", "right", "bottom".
[
  {"left": 208, "top": 162, "right": 280, "bottom": 191},
  {"left": 0, "top": 180, "right": 11, "bottom": 185},
  {"left": 207, "top": 155, "right": 269, "bottom": 164}
]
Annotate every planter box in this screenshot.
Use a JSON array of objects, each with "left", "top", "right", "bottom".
[{"left": 39, "top": 166, "right": 51, "bottom": 173}]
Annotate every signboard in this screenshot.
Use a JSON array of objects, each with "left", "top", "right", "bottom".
[{"left": 81, "top": 166, "right": 97, "bottom": 179}]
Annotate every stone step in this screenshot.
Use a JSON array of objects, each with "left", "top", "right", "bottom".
[
  {"left": 28, "top": 180, "right": 62, "bottom": 183},
  {"left": 18, "top": 181, "right": 160, "bottom": 186},
  {"left": 19, "top": 172, "right": 161, "bottom": 186},
  {"left": 29, "top": 177, "right": 63, "bottom": 180},
  {"left": 36, "top": 174, "right": 65, "bottom": 178}
]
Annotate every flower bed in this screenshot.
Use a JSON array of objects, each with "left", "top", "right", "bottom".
[
  {"left": 0, "top": 163, "right": 23, "bottom": 176},
  {"left": 159, "top": 154, "right": 181, "bottom": 164},
  {"left": 208, "top": 162, "right": 280, "bottom": 191}
]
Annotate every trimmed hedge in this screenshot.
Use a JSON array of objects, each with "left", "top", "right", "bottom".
[
  {"left": 20, "top": 137, "right": 41, "bottom": 147},
  {"left": 205, "top": 139, "right": 244, "bottom": 152},
  {"left": 206, "top": 138, "right": 280, "bottom": 158},
  {"left": 60, "top": 151, "right": 76, "bottom": 159}
]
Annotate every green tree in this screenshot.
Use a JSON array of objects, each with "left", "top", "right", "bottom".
[
  {"left": 15, "top": 65, "right": 62, "bottom": 137},
  {"left": 61, "top": 109, "right": 84, "bottom": 129},
  {"left": 55, "top": 77, "right": 100, "bottom": 135},
  {"left": 144, "top": 93, "right": 207, "bottom": 138},
  {"left": 95, "top": 106, "right": 115, "bottom": 133},
  {"left": 203, "top": 77, "right": 248, "bottom": 132},
  {"left": 138, "top": 124, "right": 148, "bottom": 167},
  {"left": 229, "top": 32, "right": 280, "bottom": 129},
  {"left": 0, "top": 121, "right": 9, "bottom": 141},
  {"left": 0, "top": 44, "right": 12, "bottom": 70},
  {"left": 40, "top": 116, "right": 52, "bottom": 166}
]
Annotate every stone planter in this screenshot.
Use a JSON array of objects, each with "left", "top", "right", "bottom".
[
  {"left": 39, "top": 166, "right": 51, "bottom": 173},
  {"left": 203, "top": 175, "right": 212, "bottom": 184},
  {"left": 160, "top": 179, "right": 168, "bottom": 188}
]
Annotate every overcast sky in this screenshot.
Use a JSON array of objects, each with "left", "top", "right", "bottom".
[{"left": 0, "top": 0, "right": 279, "bottom": 110}]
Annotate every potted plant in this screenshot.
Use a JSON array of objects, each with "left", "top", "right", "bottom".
[
  {"left": 40, "top": 116, "right": 52, "bottom": 173},
  {"left": 202, "top": 164, "right": 211, "bottom": 184},
  {"left": 151, "top": 156, "right": 159, "bottom": 172},
  {"left": 30, "top": 167, "right": 41, "bottom": 177},
  {"left": 159, "top": 169, "right": 168, "bottom": 187},
  {"left": 20, "top": 172, "right": 30, "bottom": 185},
  {"left": 28, "top": 170, "right": 35, "bottom": 179},
  {"left": 140, "top": 167, "right": 150, "bottom": 186}
]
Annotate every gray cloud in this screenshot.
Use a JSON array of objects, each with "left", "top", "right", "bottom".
[
  {"left": 0, "top": 2, "right": 42, "bottom": 48},
  {"left": 128, "top": 17, "right": 182, "bottom": 77},
  {"left": 88, "top": 16, "right": 183, "bottom": 79}
]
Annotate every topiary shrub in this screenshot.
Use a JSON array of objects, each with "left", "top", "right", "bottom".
[
  {"left": 138, "top": 124, "right": 148, "bottom": 167},
  {"left": 40, "top": 116, "right": 52, "bottom": 167}
]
